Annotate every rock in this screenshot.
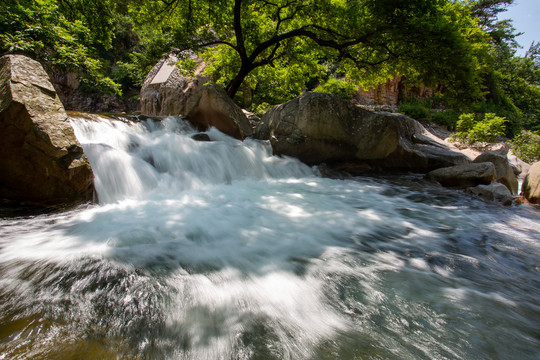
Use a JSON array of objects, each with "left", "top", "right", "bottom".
[
  {"left": 473, "top": 151, "right": 519, "bottom": 194},
  {"left": 354, "top": 75, "right": 434, "bottom": 107},
  {"left": 187, "top": 83, "right": 253, "bottom": 139},
  {"left": 507, "top": 152, "right": 530, "bottom": 179},
  {"left": 0, "top": 55, "right": 94, "bottom": 206},
  {"left": 426, "top": 162, "right": 496, "bottom": 188},
  {"left": 467, "top": 183, "right": 513, "bottom": 206},
  {"left": 521, "top": 162, "right": 540, "bottom": 204},
  {"left": 255, "top": 92, "right": 469, "bottom": 171},
  {"left": 317, "top": 162, "right": 371, "bottom": 179},
  {"left": 243, "top": 109, "right": 261, "bottom": 129},
  {"left": 191, "top": 133, "right": 211, "bottom": 142},
  {"left": 140, "top": 55, "right": 252, "bottom": 139},
  {"left": 51, "top": 70, "right": 139, "bottom": 113}
]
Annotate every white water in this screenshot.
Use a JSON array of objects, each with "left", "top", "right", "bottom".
[{"left": 1, "top": 115, "right": 539, "bottom": 359}]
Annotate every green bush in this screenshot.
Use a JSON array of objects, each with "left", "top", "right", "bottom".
[
  {"left": 509, "top": 130, "right": 540, "bottom": 164},
  {"left": 313, "top": 77, "right": 357, "bottom": 100},
  {"left": 451, "top": 113, "right": 506, "bottom": 145},
  {"left": 398, "top": 101, "right": 430, "bottom": 122},
  {"left": 431, "top": 110, "right": 459, "bottom": 128}
]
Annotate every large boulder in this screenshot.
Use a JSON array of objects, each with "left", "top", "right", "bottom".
[
  {"left": 0, "top": 55, "right": 94, "bottom": 206},
  {"left": 255, "top": 92, "right": 469, "bottom": 171},
  {"left": 140, "top": 55, "right": 252, "bottom": 139},
  {"left": 426, "top": 162, "right": 496, "bottom": 188},
  {"left": 521, "top": 162, "right": 540, "bottom": 204},
  {"left": 473, "top": 151, "right": 519, "bottom": 194}
]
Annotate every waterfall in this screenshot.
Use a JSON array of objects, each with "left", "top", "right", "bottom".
[{"left": 70, "top": 115, "right": 313, "bottom": 203}]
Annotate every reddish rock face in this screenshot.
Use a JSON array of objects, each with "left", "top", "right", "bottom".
[
  {"left": 354, "top": 76, "right": 435, "bottom": 107},
  {"left": 0, "top": 55, "right": 94, "bottom": 206}
]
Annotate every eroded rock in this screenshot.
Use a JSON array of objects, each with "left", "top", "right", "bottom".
[
  {"left": 0, "top": 55, "right": 93, "bottom": 206},
  {"left": 467, "top": 183, "right": 513, "bottom": 206},
  {"left": 521, "top": 162, "right": 540, "bottom": 205},
  {"left": 473, "top": 151, "right": 519, "bottom": 194},
  {"left": 426, "top": 162, "right": 496, "bottom": 188},
  {"left": 255, "top": 92, "right": 469, "bottom": 171},
  {"left": 140, "top": 55, "right": 252, "bottom": 139}
]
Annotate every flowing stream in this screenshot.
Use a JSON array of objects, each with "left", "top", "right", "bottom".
[{"left": 1, "top": 115, "right": 539, "bottom": 359}]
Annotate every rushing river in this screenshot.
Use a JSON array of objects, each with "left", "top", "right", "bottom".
[{"left": 1, "top": 115, "right": 539, "bottom": 359}]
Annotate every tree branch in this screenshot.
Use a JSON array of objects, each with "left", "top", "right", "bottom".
[{"left": 233, "top": 0, "right": 247, "bottom": 60}]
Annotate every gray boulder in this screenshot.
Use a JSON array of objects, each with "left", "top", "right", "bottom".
[
  {"left": 507, "top": 153, "right": 530, "bottom": 179},
  {"left": 467, "top": 183, "right": 513, "bottom": 206},
  {"left": 0, "top": 55, "right": 94, "bottom": 206},
  {"left": 473, "top": 151, "right": 518, "bottom": 194},
  {"left": 426, "top": 162, "right": 496, "bottom": 188},
  {"left": 255, "top": 92, "right": 469, "bottom": 171},
  {"left": 140, "top": 55, "right": 252, "bottom": 139}
]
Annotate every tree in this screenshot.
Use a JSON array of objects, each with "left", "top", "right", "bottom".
[
  {"left": 133, "top": 0, "right": 486, "bottom": 100},
  {"left": 0, "top": 0, "right": 122, "bottom": 93}
]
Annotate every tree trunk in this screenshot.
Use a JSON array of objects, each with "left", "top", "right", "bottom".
[{"left": 226, "top": 66, "right": 250, "bottom": 99}]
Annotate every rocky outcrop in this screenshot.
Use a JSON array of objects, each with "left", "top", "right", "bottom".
[
  {"left": 508, "top": 152, "right": 530, "bottom": 180},
  {"left": 521, "top": 162, "right": 540, "bottom": 204},
  {"left": 0, "top": 55, "right": 94, "bottom": 206},
  {"left": 426, "top": 163, "right": 496, "bottom": 188},
  {"left": 255, "top": 92, "right": 469, "bottom": 172},
  {"left": 354, "top": 75, "right": 435, "bottom": 106},
  {"left": 50, "top": 71, "right": 139, "bottom": 113},
  {"left": 473, "top": 151, "right": 519, "bottom": 194},
  {"left": 467, "top": 183, "right": 513, "bottom": 206},
  {"left": 140, "top": 55, "right": 252, "bottom": 139}
]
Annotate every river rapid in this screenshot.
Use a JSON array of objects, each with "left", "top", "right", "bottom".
[{"left": 1, "top": 115, "right": 539, "bottom": 359}]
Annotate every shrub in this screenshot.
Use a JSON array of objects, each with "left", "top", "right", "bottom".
[
  {"left": 450, "top": 113, "right": 506, "bottom": 145},
  {"left": 313, "top": 77, "right": 357, "bottom": 99},
  {"left": 398, "top": 101, "right": 430, "bottom": 122},
  {"left": 509, "top": 130, "right": 540, "bottom": 164},
  {"left": 431, "top": 110, "right": 459, "bottom": 128}
]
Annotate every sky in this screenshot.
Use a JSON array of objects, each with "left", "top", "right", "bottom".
[{"left": 498, "top": 0, "right": 540, "bottom": 56}]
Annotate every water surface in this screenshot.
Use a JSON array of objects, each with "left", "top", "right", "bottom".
[{"left": 1, "top": 116, "right": 539, "bottom": 359}]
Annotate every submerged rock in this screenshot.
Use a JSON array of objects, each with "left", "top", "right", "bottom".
[
  {"left": 191, "top": 133, "right": 212, "bottom": 142},
  {"left": 255, "top": 92, "right": 469, "bottom": 172},
  {"left": 140, "top": 55, "right": 252, "bottom": 139},
  {"left": 0, "top": 55, "right": 94, "bottom": 206},
  {"left": 426, "top": 162, "right": 496, "bottom": 188},
  {"left": 473, "top": 151, "right": 518, "bottom": 194},
  {"left": 521, "top": 162, "right": 540, "bottom": 205}
]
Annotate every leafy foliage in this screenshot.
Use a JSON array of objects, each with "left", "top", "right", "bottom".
[
  {"left": 451, "top": 112, "right": 506, "bottom": 145},
  {"left": 132, "top": 0, "right": 487, "bottom": 102},
  {"left": 509, "top": 130, "right": 540, "bottom": 164},
  {"left": 313, "top": 77, "right": 357, "bottom": 100},
  {"left": 0, "top": 0, "right": 121, "bottom": 94},
  {"left": 398, "top": 101, "right": 430, "bottom": 122}
]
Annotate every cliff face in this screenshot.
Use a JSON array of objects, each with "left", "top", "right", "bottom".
[
  {"left": 50, "top": 70, "right": 140, "bottom": 114},
  {"left": 354, "top": 76, "right": 435, "bottom": 106},
  {"left": 0, "top": 55, "right": 94, "bottom": 206}
]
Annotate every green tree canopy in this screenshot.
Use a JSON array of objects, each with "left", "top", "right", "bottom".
[
  {"left": 132, "top": 0, "right": 486, "bottom": 100},
  {"left": 0, "top": 0, "right": 143, "bottom": 95}
]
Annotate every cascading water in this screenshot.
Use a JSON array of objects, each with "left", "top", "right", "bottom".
[{"left": 1, "top": 115, "right": 539, "bottom": 359}]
